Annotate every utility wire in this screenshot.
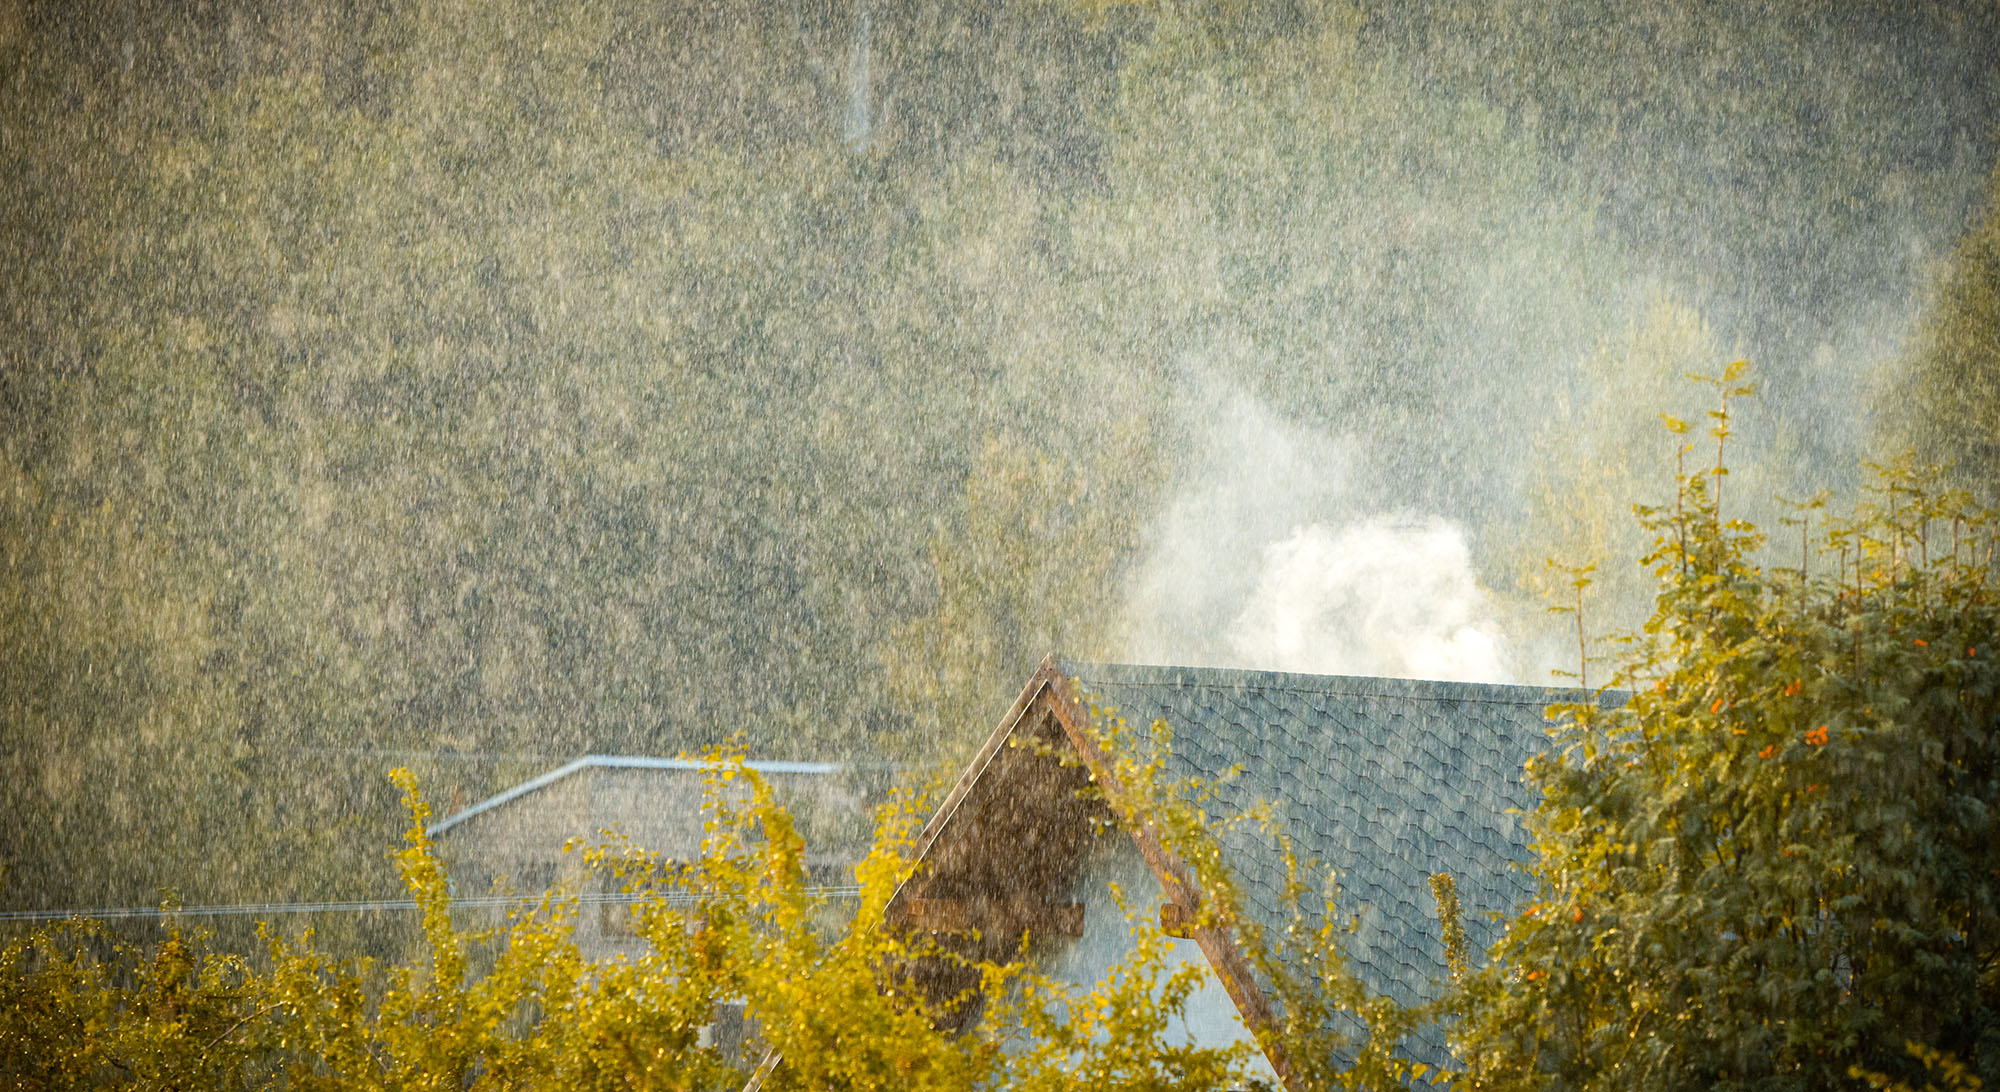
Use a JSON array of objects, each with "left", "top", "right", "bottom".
[
  {"left": 0, "top": 886, "right": 863, "bottom": 923},
  {"left": 259, "top": 745, "right": 571, "bottom": 764}
]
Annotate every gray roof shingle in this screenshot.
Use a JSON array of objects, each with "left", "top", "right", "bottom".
[{"left": 1056, "top": 660, "right": 1608, "bottom": 1069}]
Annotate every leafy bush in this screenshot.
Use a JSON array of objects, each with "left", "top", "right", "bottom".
[
  {"left": 0, "top": 760, "right": 1267, "bottom": 1091},
  {"left": 1457, "top": 407, "right": 2000, "bottom": 1090}
]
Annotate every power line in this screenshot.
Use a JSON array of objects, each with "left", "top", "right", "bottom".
[
  {"left": 261, "top": 746, "right": 571, "bottom": 764},
  {"left": 0, "top": 886, "right": 863, "bottom": 923}
]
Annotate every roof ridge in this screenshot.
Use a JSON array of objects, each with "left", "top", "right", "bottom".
[{"left": 1055, "top": 658, "right": 1619, "bottom": 705}]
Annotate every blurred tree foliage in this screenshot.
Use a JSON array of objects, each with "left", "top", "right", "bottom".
[
  {"left": 884, "top": 431, "right": 1158, "bottom": 757},
  {"left": 1513, "top": 298, "right": 1722, "bottom": 646},
  {"left": 1357, "top": 0, "right": 2000, "bottom": 390},
  {"left": 2, "top": 0, "right": 1997, "bottom": 927},
  {"left": 1458, "top": 449, "right": 2000, "bottom": 1088},
  {"left": 0, "top": 0, "right": 1155, "bottom": 915},
  {"left": 1887, "top": 162, "right": 2000, "bottom": 506},
  {"left": 1512, "top": 322, "right": 1823, "bottom": 655},
  {"left": 1069, "top": 0, "right": 1616, "bottom": 520}
]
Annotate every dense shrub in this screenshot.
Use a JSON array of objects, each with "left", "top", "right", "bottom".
[
  {"left": 1457, "top": 414, "right": 2000, "bottom": 1090},
  {"left": 0, "top": 763, "right": 1266, "bottom": 1091}
]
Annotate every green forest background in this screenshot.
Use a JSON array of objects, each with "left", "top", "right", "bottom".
[{"left": 3, "top": 0, "right": 1998, "bottom": 926}]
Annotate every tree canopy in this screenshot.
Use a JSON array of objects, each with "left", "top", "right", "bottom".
[{"left": 1888, "top": 162, "right": 2000, "bottom": 506}]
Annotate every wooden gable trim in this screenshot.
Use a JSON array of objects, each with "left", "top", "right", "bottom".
[{"left": 1039, "top": 660, "right": 1303, "bottom": 1092}]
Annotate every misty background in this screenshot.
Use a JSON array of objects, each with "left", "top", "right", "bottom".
[{"left": 3, "top": 0, "right": 1997, "bottom": 927}]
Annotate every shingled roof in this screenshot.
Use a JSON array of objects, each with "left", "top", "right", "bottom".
[
  {"left": 1056, "top": 659, "right": 1601, "bottom": 1070},
  {"left": 747, "top": 657, "right": 1609, "bottom": 1092}
]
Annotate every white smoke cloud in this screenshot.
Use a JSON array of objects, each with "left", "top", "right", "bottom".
[
  {"left": 1224, "top": 519, "right": 1511, "bottom": 683},
  {"left": 1118, "top": 381, "right": 1351, "bottom": 666},
  {"left": 1117, "top": 382, "right": 1514, "bottom": 684}
]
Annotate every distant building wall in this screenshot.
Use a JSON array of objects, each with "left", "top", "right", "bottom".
[{"left": 433, "top": 761, "right": 878, "bottom": 961}]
